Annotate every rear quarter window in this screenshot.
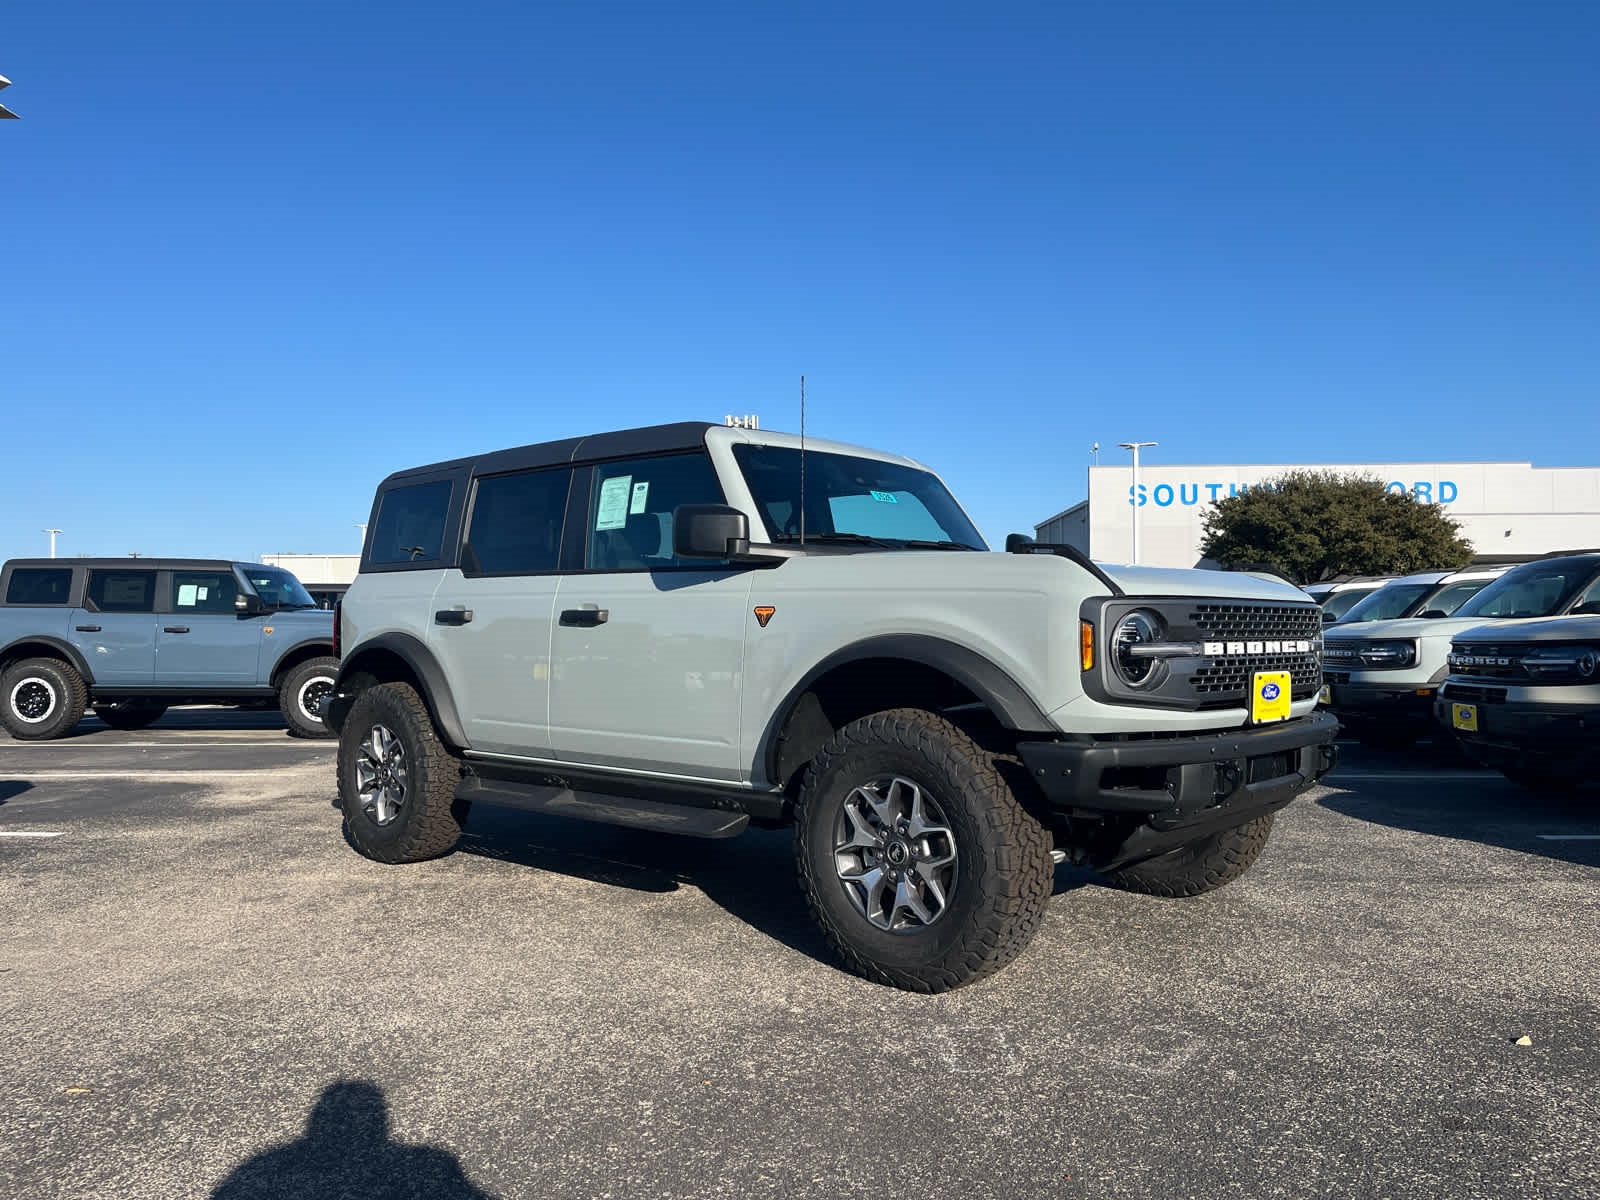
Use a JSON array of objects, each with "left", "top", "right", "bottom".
[
  {"left": 369, "top": 480, "right": 454, "bottom": 566},
  {"left": 5, "top": 567, "right": 73, "bottom": 605}
]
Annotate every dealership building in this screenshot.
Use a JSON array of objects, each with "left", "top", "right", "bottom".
[{"left": 1035, "top": 461, "right": 1600, "bottom": 570}]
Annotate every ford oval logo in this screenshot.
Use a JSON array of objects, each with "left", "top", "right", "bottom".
[{"left": 1261, "top": 682, "right": 1281, "bottom": 701}]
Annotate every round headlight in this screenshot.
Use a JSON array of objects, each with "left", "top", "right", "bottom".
[
  {"left": 1577, "top": 650, "right": 1597, "bottom": 679},
  {"left": 1112, "top": 609, "right": 1167, "bottom": 687}
]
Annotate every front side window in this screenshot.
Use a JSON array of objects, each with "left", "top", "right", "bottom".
[
  {"left": 584, "top": 453, "right": 726, "bottom": 570},
  {"left": 87, "top": 570, "right": 156, "bottom": 613},
  {"left": 732, "top": 445, "right": 987, "bottom": 550},
  {"left": 1421, "top": 579, "right": 1492, "bottom": 616},
  {"left": 1336, "top": 583, "right": 1434, "bottom": 623},
  {"left": 1455, "top": 561, "right": 1598, "bottom": 620},
  {"left": 171, "top": 570, "right": 240, "bottom": 614},
  {"left": 466, "top": 468, "right": 571, "bottom": 574},
  {"left": 370, "top": 480, "right": 453, "bottom": 564},
  {"left": 6, "top": 567, "right": 72, "bottom": 606},
  {"left": 241, "top": 566, "right": 316, "bottom": 610}
]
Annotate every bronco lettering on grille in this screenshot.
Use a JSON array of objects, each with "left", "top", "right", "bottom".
[{"left": 1202, "top": 640, "right": 1313, "bottom": 657}]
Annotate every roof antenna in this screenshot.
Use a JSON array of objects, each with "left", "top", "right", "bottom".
[{"left": 799, "top": 374, "right": 807, "bottom": 546}]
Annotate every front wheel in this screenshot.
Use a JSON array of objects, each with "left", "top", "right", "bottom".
[
  {"left": 279, "top": 656, "right": 339, "bottom": 739},
  {"left": 793, "top": 708, "right": 1053, "bottom": 993},
  {"left": 336, "top": 682, "right": 465, "bottom": 863},
  {"left": 1101, "top": 814, "right": 1275, "bottom": 898},
  {"left": 1, "top": 657, "right": 87, "bottom": 740}
]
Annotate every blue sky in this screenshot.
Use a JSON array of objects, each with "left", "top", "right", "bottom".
[{"left": 3, "top": 2, "right": 1597, "bottom": 560}]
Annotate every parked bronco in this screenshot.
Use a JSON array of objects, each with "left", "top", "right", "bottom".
[
  {"left": 0, "top": 558, "right": 337, "bottom": 739},
  {"left": 326, "top": 422, "right": 1338, "bottom": 991}
]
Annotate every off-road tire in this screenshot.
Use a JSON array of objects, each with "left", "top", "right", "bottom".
[
  {"left": 794, "top": 707, "right": 1053, "bottom": 993},
  {"left": 92, "top": 704, "right": 168, "bottom": 731},
  {"left": 1, "top": 657, "right": 88, "bottom": 741},
  {"left": 337, "top": 682, "right": 464, "bottom": 863},
  {"left": 1102, "top": 814, "right": 1275, "bottom": 898},
  {"left": 279, "top": 656, "right": 339, "bottom": 739}
]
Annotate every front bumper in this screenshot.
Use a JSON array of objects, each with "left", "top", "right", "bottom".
[
  {"left": 1017, "top": 710, "right": 1339, "bottom": 820},
  {"left": 1434, "top": 686, "right": 1600, "bottom": 775},
  {"left": 1321, "top": 679, "right": 1438, "bottom": 732}
]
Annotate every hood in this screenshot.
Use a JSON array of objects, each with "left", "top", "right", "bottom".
[
  {"left": 1323, "top": 615, "right": 1487, "bottom": 642},
  {"left": 1450, "top": 614, "right": 1600, "bottom": 645},
  {"left": 1096, "top": 564, "right": 1311, "bottom": 603}
]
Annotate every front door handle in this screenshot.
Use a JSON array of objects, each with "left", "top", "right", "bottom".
[
  {"left": 434, "top": 609, "right": 474, "bottom": 626},
  {"left": 163, "top": 626, "right": 190, "bottom": 634},
  {"left": 75, "top": 625, "right": 102, "bottom": 633},
  {"left": 559, "top": 606, "right": 610, "bottom": 627}
]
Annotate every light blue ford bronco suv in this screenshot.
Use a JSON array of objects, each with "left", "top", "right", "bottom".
[
  {"left": 0, "top": 557, "right": 337, "bottom": 739},
  {"left": 327, "top": 422, "right": 1338, "bottom": 991}
]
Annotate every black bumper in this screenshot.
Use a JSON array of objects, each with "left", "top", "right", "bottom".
[
  {"left": 1323, "top": 682, "right": 1437, "bottom": 734},
  {"left": 1434, "top": 692, "right": 1600, "bottom": 775},
  {"left": 1017, "top": 710, "right": 1340, "bottom": 822}
]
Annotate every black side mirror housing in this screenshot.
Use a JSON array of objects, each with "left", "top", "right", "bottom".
[
  {"left": 1005, "top": 533, "right": 1036, "bottom": 553},
  {"left": 235, "top": 594, "right": 267, "bottom": 616},
  {"left": 1321, "top": 610, "right": 1337, "bottom": 623},
  {"left": 674, "top": 505, "right": 752, "bottom": 559}
]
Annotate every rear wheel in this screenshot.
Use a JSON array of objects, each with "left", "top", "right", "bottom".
[
  {"left": 1, "top": 657, "right": 87, "bottom": 740},
  {"left": 337, "top": 682, "right": 465, "bottom": 863},
  {"left": 92, "top": 704, "right": 168, "bottom": 731},
  {"left": 280, "top": 656, "right": 339, "bottom": 739},
  {"left": 1102, "top": 814, "right": 1276, "bottom": 897},
  {"left": 794, "top": 708, "right": 1053, "bottom": 993}
]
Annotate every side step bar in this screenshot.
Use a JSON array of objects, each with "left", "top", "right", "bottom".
[{"left": 454, "top": 774, "right": 751, "bottom": 839}]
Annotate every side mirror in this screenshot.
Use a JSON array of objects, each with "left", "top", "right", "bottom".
[
  {"left": 1005, "top": 533, "right": 1036, "bottom": 553},
  {"left": 1321, "top": 610, "right": 1337, "bottom": 623},
  {"left": 1418, "top": 608, "right": 1448, "bottom": 619},
  {"left": 235, "top": 594, "right": 267, "bottom": 616},
  {"left": 673, "top": 504, "right": 751, "bottom": 559}
]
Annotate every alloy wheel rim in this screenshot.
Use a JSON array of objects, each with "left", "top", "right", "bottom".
[
  {"left": 355, "top": 723, "right": 408, "bottom": 825},
  {"left": 298, "top": 676, "right": 335, "bottom": 723},
  {"left": 9, "top": 677, "right": 58, "bottom": 724},
  {"left": 832, "top": 774, "right": 959, "bottom": 932}
]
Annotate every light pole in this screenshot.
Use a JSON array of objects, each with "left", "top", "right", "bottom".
[
  {"left": 42, "top": 528, "right": 61, "bottom": 558},
  {"left": 354, "top": 523, "right": 368, "bottom": 550},
  {"left": 1118, "top": 441, "right": 1158, "bottom": 564}
]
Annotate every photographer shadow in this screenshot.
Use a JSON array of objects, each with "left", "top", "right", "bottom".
[{"left": 211, "top": 1080, "right": 496, "bottom": 1199}]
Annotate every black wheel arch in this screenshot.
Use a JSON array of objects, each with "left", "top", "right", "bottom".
[
  {"left": 334, "top": 633, "right": 469, "bottom": 750},
  {"left": 268, "top": 639, "right": 338, "bottom": 689},
  {"left": 0, "top": 636, "right": 95, "bottom": 686},
  {"left": 759, "top": 634, "right": 1055, "bottom": 799}
]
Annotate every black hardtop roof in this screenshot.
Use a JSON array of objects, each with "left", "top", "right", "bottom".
[
  {"left": 377, "top": 421, "right": 718, "bottom": 487},
  {"left": 3, "top": 558, "right": 268, "bottom": 572}
]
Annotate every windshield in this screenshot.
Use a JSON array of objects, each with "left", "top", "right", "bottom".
[
  {"left": 241, "top": 566, "right": 318, "bottom": 610},
  {"left": 1320, "top": 586, "right": 1381, "bottom": 620},
  {"left": 732, "top": 445, "right": 988, "bottom": 550},
  {"left": 1335, "top": 582, "right": 1436, "bottom": 623},
  {"left": 1453, "top": 560, "right": 1597, "bottom": 619}
]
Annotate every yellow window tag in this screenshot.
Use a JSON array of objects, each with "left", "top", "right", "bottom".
[
  {"left": 1251, "top": 671, "right": 1292, "bottom": 724},
  {"left": 1451, "top": 703, "right": 1478, "bottom": 732}
]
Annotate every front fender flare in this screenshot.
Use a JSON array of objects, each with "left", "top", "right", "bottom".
[{"left": 335, "top": 633, "right": 469, "bottom": 750}]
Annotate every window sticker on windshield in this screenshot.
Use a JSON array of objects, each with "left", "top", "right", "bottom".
[
  {"left": 629, "top": 481, "right": 650, "bottom": 514},
  {"left": 178, "top": 584, "right": 199, "bottom": 607},
  {"left": 596, "top": 475, "right": 632, "bottom": 531},
  {"left": 870, "top": 490, "right": 899, "bottom": 504}
]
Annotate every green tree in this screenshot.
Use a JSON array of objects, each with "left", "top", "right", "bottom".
[{"left": 1198, "top": 470, "right": 1474, "bottom": 583}]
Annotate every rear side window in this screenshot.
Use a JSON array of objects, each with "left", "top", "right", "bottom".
[
  {"left": 86, "top": 570, "right": 156, "bottom": 613},
  {"left": 370, "top": 480, "right": 454, "bottom": 565},
  {"left": 466, "top": 468, "right": 571, "bottom": 574},
  {"left": 6, "top": 568, "right": 73, "bottom": 605},
  {"left": 171, "top": 570, "right": 240, "bottom": 614}
]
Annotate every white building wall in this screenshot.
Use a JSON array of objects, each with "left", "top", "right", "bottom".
[
  {"left": 1073, "top": 461, "right": 1600, "bottom": 568},
  {"left": 260, "top": 553, "right": 360, "bottom": 586}
]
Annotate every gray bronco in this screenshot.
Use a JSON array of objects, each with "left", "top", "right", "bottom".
[
  {"left": 0, "top": 558, "right": 337, "bottom": 739},
  {"left": 326, "top": 422, "right": 1337, "bottom": 991}
]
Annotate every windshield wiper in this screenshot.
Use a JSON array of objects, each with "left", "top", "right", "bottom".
[
  {"left": 902, "top": 539, "right": 983, "bottom": 551},
  {"left": 771, "top": 532, "right": 898, "bottom": 548}
]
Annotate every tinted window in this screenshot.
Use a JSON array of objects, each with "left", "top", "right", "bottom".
[
  {"left": 467, "top": 468, "right": 571, "bottom": 574},
  {"left": 87, "top": 570, "right": 156, "bottom": 613},
  {"left": 1335, "top": 582, "right": 1434, "bottom": 624},
  {"left": 171, "top": 570, "right": 240, "bottom": 614},
  {"left": 732, "top": 445, "right": 987, "bottom": 549},
  {"left": 1421, "top": 578, "right": 1493, "bottom": 616},
  {"left": 370, "top": 480, "right": 453, "bottom": 564},
  {"left": 1320, "top": 586, "right": 1381, "bottom": 620},
  {"left": 241, "top": 566, "right": 317, "bottom": 609},
  {"left": 584, "top": 453, "right": 725, "bottom": 570},
  {"left": 6, "top": 567, "right": 72, "bottom": 606}
]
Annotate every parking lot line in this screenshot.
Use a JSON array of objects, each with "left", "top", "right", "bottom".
[
  {"left": 0, "top": 831, "right": 66, "bottom": 838},
  {"left": 1, "top": 742, "right": 334, "bottom": 750},
  {"left": 1536, "top": 834, "right": 1600, "bottom": 841},
  {"left": 15, "top": 770, "right": 324, "bottom": 780},
  {"left": 1327, "top": 771, "right": 1488, "bottom": 781}
]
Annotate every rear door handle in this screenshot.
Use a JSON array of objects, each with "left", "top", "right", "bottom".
[
  {"left": 434, "top": 609, "right": 474, "bottom": 626},
  {"left": 559, "top": 606, "right": 609, "bottom": 627},
  {"left": 163, "top": 626, "right": 190, "bottom": 634},
  {"left": 75, "top": 625, "right": 102, "bottom": 633}
]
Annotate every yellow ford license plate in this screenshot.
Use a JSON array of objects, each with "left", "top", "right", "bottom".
[
  {"left": 1251, "top": 671, "right": 1292, "bottom": 724},
  {"left": 1451, "top": 703, "right": 1479, "bottom": 732},
  {"left": 1318, "top": 683, "right": 1331, "bottom": 705}
]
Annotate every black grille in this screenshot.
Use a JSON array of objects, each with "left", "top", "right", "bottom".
[
  {"left": 1324, "top": 671, "right": 1351, "bottom": 684},
  {"left": 1450, "top": 642, "right": 1522, "bottom": 679},
  {"left": 1192, "top": 654, "right": 1323, "bottom": 695},
  {"left": 1445, "top": 683, "right": 1508, "bottom": 704},
  {"left": 1189, "top": 603, "right": 1324, "bottom": 642}
]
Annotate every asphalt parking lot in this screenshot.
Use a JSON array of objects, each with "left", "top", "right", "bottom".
[{"left": 2, "top": 713, "right": 1597, "bottom": 1200}]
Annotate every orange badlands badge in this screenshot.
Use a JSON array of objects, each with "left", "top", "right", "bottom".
[{"left": 753, "top": 606, "right": 776, "bottom": 628}]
